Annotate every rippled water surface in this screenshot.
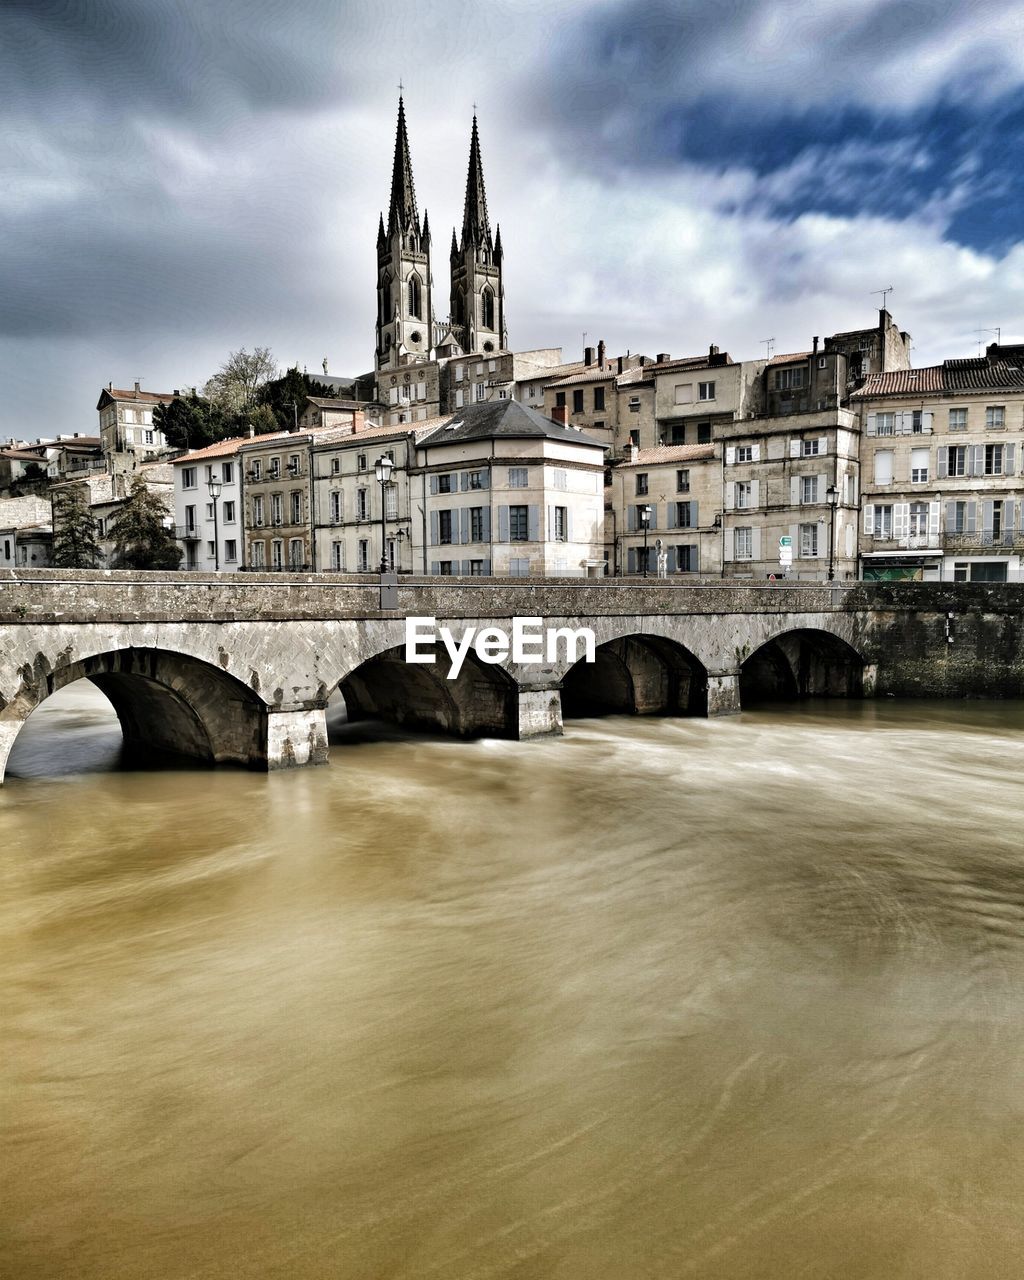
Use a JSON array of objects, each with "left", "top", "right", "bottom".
[{"left": 2, "top": 684, "right": 1023, "bottom": 1279}]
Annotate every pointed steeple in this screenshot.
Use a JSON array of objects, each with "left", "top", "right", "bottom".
[
  {"left": 377, "top": 212, "right": 386, "bottom": 248},
  {"left": 388, "top": 96, "right": 419, "bottom": 235},
  {"left": 461, "top": 114, "right": 491, "bottom": 248},
  {"left": 421, "top": 208, "right": 431, "bottom": 246},
  {"left": 493, "top": 223, "right": 503, "bottom": 265},
  {"left": 450, "top": 226, "right": 459, "bottom": 262}
]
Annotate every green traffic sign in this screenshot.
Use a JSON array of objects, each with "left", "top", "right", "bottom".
[{"left": 779, "top": 536, "right": 792, "bottom": 546}]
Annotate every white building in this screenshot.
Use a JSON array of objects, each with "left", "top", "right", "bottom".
[{"left": 172, "top": 436, "right": 253, "bottom": 571}]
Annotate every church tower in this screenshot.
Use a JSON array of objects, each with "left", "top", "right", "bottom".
[
  {"left": 376, "top": 97, "right": 433, "bottom": 371},
  {"left": 449, "top": 115, "right": 506, "bottom": 355}
]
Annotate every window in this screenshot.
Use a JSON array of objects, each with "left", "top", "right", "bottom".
[
  {"left": 909, "top": 502, "right": 929, "bottom": 536},
  {"left": 469, "top": 470, "right": 485, "bottom": 489},
  {"left": 470, "top": 507, "right": 484, "bottom": 541},
  {"left": 552, "top": 469, "right": 567, "bottom": 490},
  {"left": 269, "top": 457, "right": 280, "bottom": 479},
  {"left": 911, "top": 410, "right": 924, "bottom": 434},
  {"left": 629, "top": 429, "right": 640, "bottom": 447},
  {"left": 251, "top": 459, "right": 262, "bottom": 481},
  {"left": 400, "top": 382, "right": 411, "bottom": 401},
  {"left": 182, "top": 466, "right": 197, "bottom": 489},
  {"left": 950, "top": 502, "right": 969, "bottom": 534},
  {"left": 290, "top": 491, "right": 302, "bottom": 523},
  {"left": 357, "top": 454, "right": 367, "bottom": 471},
  {"left": 775, "top": 367, "right": 804, "bottom": 390},
  {"left": 330, "top": 458, "right": 341, "bottom": 475},
  {"left": 553, "top": 507, "right": 567, "bottom": 541},
  {"left": 801, "top": 438, "right": 821, "bottom": 456},
  {"left": 636, "top": 473, "right": 649, "bottom": 496},
  {"left": 674, "top": 383, "right": 693, "bottom": 405},
  {"left": 271, "top": 539, "right": 283, "bottom": 569},
  {"left": 985, "top": 444, "right": 1005, "bottom": 475},
  {"left": 799, "top": 523, "right": 818, "bottom": 557},
  {"left": 735, "top": 481, "right": 752, "bottom": 509},
  {"left": 698, "top": 381, "right": 715, "bottom": 401},
  {"left": 184, "top": 504, "right": 197, "bottom": 532},
  {"left": 437, "top": 473, "right": 452, "bottom": 494},
  {"left": 357, "top": 539, "right": 369, "bottom": 571},
  {"left": 696, "top": 423, "right": 712, "bottom": 444},
  {"left": 676, "top": 545, "right": 698, "bottom": 572},
  {"left": 144, "top": 431, "right": 154, "bottom": 445},
  {"left": 875, "top": 412, "right": 896, "bottom": 436},
  {"left": 734, "top": 527, "right": 752, "bottom": 559},
  {"left": 594, "top": 387, "right": 605, "bottom": 411},
  {"left": 288, "top": 454, "right": 301, "bottom": 475},
  {"left": 270, "top": 494, "right": 283, "bottom": 525},
  {"left": 676, "top": 469, "right": 690, "bottom": 493},
  {"left": 455, "top": 364, "right": 464, "bottom": 382},
  {"left": 948, "top": 408, "right": 967, "bottom": 431},
  {"left": 872, "top": 505, "right": 893, "bottom": 537},
  {"left": 222, "top": 462, "right": 233, "bottom": 484},
  {"left": 573, "top": 389, "right": 584, "bottom": 413},
  {"left": 947, "top": 445, "right": 967, "bottom": 476},
  {"left": 508, "top": 558, "right": 530, "bottom": 577},
  {"left": 206, "top": 503, "right": 215, "bottom": 520},
  {"left": 736, "top": 445, "right": 753, "bottom": 463},
  {"left": 986, "top": 406, "right": 1005, "bottom": 429},
  {"left": 675, "top": 502, "right": 693, "bottom": 528},
  {"left": 475, "top": 382, "right": 486, "bottom": 402},
  {"left": 289, "top": 539, "right": 303, "bottom": 568},
  {"left": 251, "top": 542, "right": 265, "bottom": 568},
  {"left": 555, "top": 391, "right": 566, "bottom": 408},
  {"left": 469, "top": 560, "right": 484, "bottom": 575},
  {"left": 438, "top": 510, "right": 454, "bottom": 544},
  {"left": 357, "top": 488, "right": 369, "bottom": 519},
  {"left": 385, "top": 487, "right": 397, "bottom": 519},
  {"left": 251, "top": 495, "right": 264, "bottom": 526},
  {"left": 628, "top": 397, "right": 640, "bottom": 413},
  {"left": 873, "top": 450, "right": 894, "bottom": 485},
  {"left": 438, "top": 561, "right": 453, "bottom": 576},
  {"left": 910, "top": 448, "right": 929, "bottom": 483},
  {"left": 508, "top": 467, "right": 528, "bottom": 488},
  {"left": 509, "top": 505, "right": 529, "bottom": 540},
  {"left": 223, "top": 501, "right": 235, "bottom": 523},
  {"left": 331, "top": 541, "right": 344, "bottom": 570},
  {"left": 801, "top": 475, "right": 819, "bottom": 504}
]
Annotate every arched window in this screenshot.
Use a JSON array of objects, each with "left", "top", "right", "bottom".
[
  {"left": 481, "top": 287, "right": 495, "bottom": 331},
  {"left": 408, "top": 274, "right": 422, "bottom": 320},
  {"left": 453, "top": 289, "right": 465, "bottom": 326},
  {"left": 380, "top": 274, "right": 392, "bottom": 325}
]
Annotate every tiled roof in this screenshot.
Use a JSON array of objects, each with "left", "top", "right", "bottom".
[
  {"left": 305, "top": 397, "right": 366, "bottom": 410},
  {"left": 313, "top": 420, "right": 443, "bottom": 448},
  {"left": 236, "top": 426, "right": 337, "bottom": 453},
  {"left": 420, "top": 401, "right": 606, "bottom": 450},
  {"left": 853, "top": 360, "right": 1024, "bottom": 399},
  {"left": 518, "top": 360, "right": 588, "bottom": 383},
  {"left": 544, "top": 364, "right": 621, "bottom": 388},
  {"left": 616, "top": 367, "right": 654, "bottom": 387},
  {"left": 650, "top": 353, "right": 732, "bottom": 372},
  {"left": 100, "top": 387, "right": 175, "bottom": 404},
  {"left": 768, "top": 351, "right": 812, "bottom": 366},
  {"left": 173, "top": 434, "right": 269, "bottom": 464},
  {"left": 0, "top": 448, "right": 48, "bottom": 461},
  {"left": 615, "top": 444, "right": 716, "bottom": 468}
]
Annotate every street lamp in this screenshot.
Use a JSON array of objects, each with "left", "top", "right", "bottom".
[
  {"left": 825, "top": 482, "right": 838, "bottom": 581},
  {"left": 640, "top": 503, "right": 652, "bottom": 578},
  {"left": 207, "top": 475, "right": 222, "bottom": 572},
  {"left": 375, "top": 454, "right": 394, "bottom": 573}
]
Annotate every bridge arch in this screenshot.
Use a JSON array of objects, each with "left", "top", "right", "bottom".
[
  {"left": 0, "top": 647, "right": 272, "bottom": 784},
  {"left": 561, "top": 633, "right": 709, "bottom": 719},
  {"left": 337, "top": 642, "right": 520, "bottom": 738},
  {"left": 739, "top": 628, "right": 866, "bottom": 705}
]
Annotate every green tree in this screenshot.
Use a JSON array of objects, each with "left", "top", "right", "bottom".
[
  {"left": 108, "top": 476, "right": 182, "bottom": 570},
  {"left": 204, "top": 346, "right": 277, "bottom": 416},
  {"left": 153, "top": 392, "right": 227, "bottom": 452},
  {"left": 50, "top": 486, "right": 100, "bottom": 568}
]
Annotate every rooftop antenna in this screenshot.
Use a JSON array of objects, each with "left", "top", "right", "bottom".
[
  {"left": 976, "top": 326, "right": 1001, "bottom": 350},
  {"left": 871, "top": 285, "right": 894, "bottom": 312},
  {"left": 760, "top": 337, "right": 775, "bottom": 360}
]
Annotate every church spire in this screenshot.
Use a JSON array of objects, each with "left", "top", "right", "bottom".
[
  {"left": 461, "top": 114, "right": 491, "bottom": 249},
  {"left": 388, "top": 95, "right": 419, "bottom": 235}
]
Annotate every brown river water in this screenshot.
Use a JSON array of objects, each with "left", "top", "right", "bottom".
[{"left": 1, "top": 684, "right": 1023, "bottom": 1279}]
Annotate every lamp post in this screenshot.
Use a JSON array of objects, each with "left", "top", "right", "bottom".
[
  {"left": 825, "top": 482, "right": 838, "bottom": 581},
  {"left": 207, "top": 476, "right": 222, "bottom": 571},
  {"left": 375, "top": 454, "right": 394, "bottom": 573},
  {"left": 640, "top": 503, "right": 652, "bottom": 577}
]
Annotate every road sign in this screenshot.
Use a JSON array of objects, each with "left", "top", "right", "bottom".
[{"left": 779, "top": 536, "right": 792, "bottom": 547}]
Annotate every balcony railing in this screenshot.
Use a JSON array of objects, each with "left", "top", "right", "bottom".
[
  {"left": 943, "top": 531, "right": 1024, "bottom": 553},
  {"left": 175, "top": 525, "right": 200, "bottom": 541}
]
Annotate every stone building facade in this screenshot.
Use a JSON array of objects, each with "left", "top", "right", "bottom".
[{"left": 609, "top": 443, "right": 722, "bottom": 576}]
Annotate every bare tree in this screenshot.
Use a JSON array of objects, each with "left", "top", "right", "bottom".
[{"left": 203, "top": 347, "right": 277, "bottom": 415}]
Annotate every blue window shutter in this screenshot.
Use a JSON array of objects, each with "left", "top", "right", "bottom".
[
  {"left": 460, "top": 472, "right": 469, "bottom": 491},
  {"left": 1005, "top": 443, "right": 1015, "bottom": 474},
  {"left": 693, "top": 542, "right": 700, "bottom": 573},
  {"left": 648, "top": 505, "right": 657, "bottom": 530},
  {"left": 627, "top": 547, "right": 636, "bottom": 574},
  {"left": 667, "top": 546, "right": 677, "bottom": 572},
  {"left": 483, "top": 507, "right": 492, "bottom": 541},
  {"left": 667, "top": 503, "right": 677, "bottom": 529},
  {"left": 430, "top": 560, "right": 439, "bottom": 574},
  {"left": 627, "top": 505, "right": 636, "bottom": 531},
  {"left": 547, "top": 505, "right": 555, "bottom": 540},
  {"left": 460, "top": 508, "right": 469, "bottom": 543},
  {"left": 528, "top": 506, "right": 539, "bottom": 541},
  {"left": 498, "top": 506, "right": 509, "bottom": 542},
  {"left": 936, "top": 446, "right": 948, "bottom": 478},
  {"left": 430, "top": 475, "right": 438, "bottom": 495},
  {"left": 480, "top": 469, "right": 490, "bottom": 490},
  {"left": 429, "top": 511, "right": 438, "bottom": 545},
  {"left": 967, "top": 501, "right": 977, "bottom": 533},
  {"left": 690, "top": 501, "right": 698, "bottom": 527},
  {"left": 482, "top": 559, "right": 491, "bottom": 575},
  {"left": 461, "top": 559, "right": 471, "bottom": 575}
]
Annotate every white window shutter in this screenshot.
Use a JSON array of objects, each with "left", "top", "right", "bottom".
[
  {"left": 725, "top": 446, "right": 736, "bottom": 465},
  {"left": 894, "top": 502, "right": 910, "bottom": 540},
  {"left": 790, "top": 439, "right": 801, "bottom": 458},
  {"left": 725, "top": 482, "right": 735, "bottom": 511},
  {"left": 818, "top": 472, "right": 827, "bottom": 496},
  {"left": 455, "top": 388, "right": 464, "bottom": 409},
  {"left": 866, "top": 414, "right": 877, "bottom": 436},
  {"left": 1005, "top": 443, "right": 1015, "bottom": 474},
  {"left": 818, "top": 436, "right": 827, "bottom": 455},
  {"left": 790, "top": 476, "right": 800, "bottom": 504},
  {"left": 751, "top": 443, "right": 761, "bottom": 462},
  {"left": 928, "top": 501, "right": 940, "bottom": 537},
  {"left": 863, "top": 504, "right": 875, "bottom": 535},
  {"left": 923, "top": 410, "right": 933, "bottom": 433},
  {"left": 750, "top": 479, "right": 759, "bottom": 508},
  {"left": 751, "top": 527, "right": 762, "bottom": 560}
]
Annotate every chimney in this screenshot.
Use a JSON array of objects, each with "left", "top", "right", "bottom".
[
  {"left": 812, "top": 336, "right": 819, "bottom": 355},
  {"left": 584, "top": 345, "right": 595, "bottom": 366},
  {"left": 627, "top": 441, "right": 639, "bottom": 463},
  {"left": 351, "top": 410, "right": 365, "bottom": 433},
  {"left": 134, "top": 380, "right": 140, "bottom": 392},
  {"left": 597, "top": 339, "right": 606, "bottom": 368},
  {"left": 657, "top": 353, "right": 671, "bottom": 364},
  {"left": 617, "top": 356, "right": 624, "bottom": 374},
  {"left": 173, "top": 389, "right": 180, "bottom": 397},
  {"left": 247, "top": 423, "right": 256, "bottom": 438},
  {"left": 709, "top": 344, "right": 719, "bottom": 358},
  {"left": 551, "top": 405, "right": 569, "bottom": 426}
]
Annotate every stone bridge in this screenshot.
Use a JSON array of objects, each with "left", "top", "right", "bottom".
[{"left": 1, "top": 570, "right": 1021, "bottom": 783}]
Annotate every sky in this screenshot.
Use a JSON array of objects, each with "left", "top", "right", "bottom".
[{"left": 2, "top": 0, "right": 1024, "bottom": 440}]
